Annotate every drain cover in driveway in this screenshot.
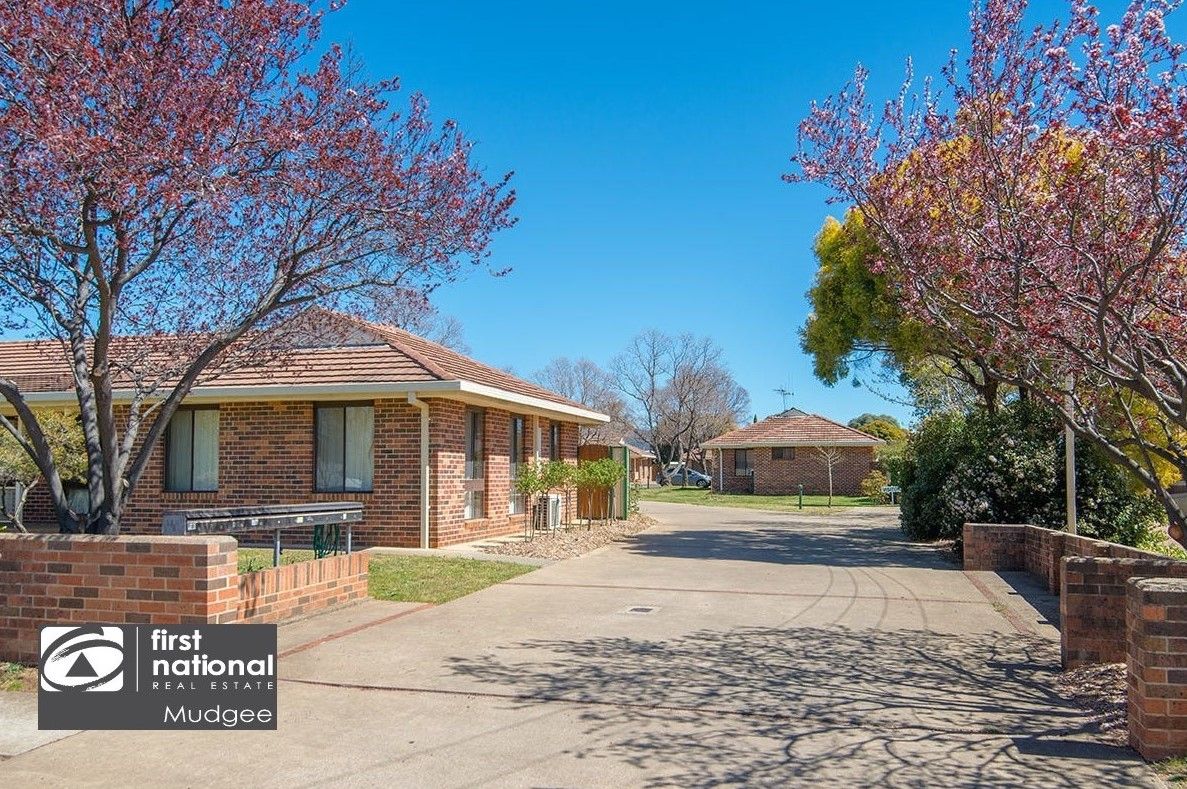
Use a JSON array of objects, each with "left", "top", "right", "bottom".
[{"left": 621, "top": 606, "right": 659, "bottom": 615}]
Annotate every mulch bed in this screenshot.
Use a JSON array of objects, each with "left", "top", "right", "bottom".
[
  {"left": 482, "top": 515, "right": 656, "bottom": 561},
  {"left": 1054, "top": 662, "right": 1128, "bottom": 745}
]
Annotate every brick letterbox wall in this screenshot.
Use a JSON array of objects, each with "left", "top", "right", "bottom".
[{"left": 0, "top": 532, "right": 368, "bottom": 664}]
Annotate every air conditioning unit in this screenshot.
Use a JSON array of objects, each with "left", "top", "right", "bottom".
[{"left": 546, "top": 493, "right": 563, "bottom": 529}]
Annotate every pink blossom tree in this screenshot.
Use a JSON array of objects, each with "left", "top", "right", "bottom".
[
  {"left": 0, "top": 0, "right": 514, "bottom": 533},
  {"left": 791, "top": 0, "right": 1187, "bottom": 542}
]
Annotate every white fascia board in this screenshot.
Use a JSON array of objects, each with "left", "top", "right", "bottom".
[
  {"left": 453, "top": 381, "right": 610, "bottom": 425},
  {"left": 15, "top": 380, "right": 611, "bottom": 425}
]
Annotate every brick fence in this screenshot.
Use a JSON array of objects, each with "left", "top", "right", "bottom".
[
  {"left": 0, "top": 532, "right": 369, "bottom": 664},
  {"left": 1128, "top": 577, "right": 1187, "bottom": 760},
  {"left": 964, "top": 522, "right": 1187, "bottom": 759},
  {"left": 239, "top": 552, "right": 369, "bottom": 623},
  {"left": 963, "top": 523, "right": 1187, "bottom": 667}
]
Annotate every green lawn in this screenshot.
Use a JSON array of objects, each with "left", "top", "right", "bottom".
[
  {"left": 238, "top": 547, "right": 317, "bottom": 573},
  {"left": 238, "top": 548, "right": 534, "bottom": 605},
  {"left": 368, "top": 555, "right": 535, "bottom": 604},
  {"left": 635, "top": 485, "right": 885, "bottom": 512}
]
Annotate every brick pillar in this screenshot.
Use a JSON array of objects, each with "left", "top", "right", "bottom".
[
  {"left": 962, "top": 523, "right": 1027, "bottom": 570},
  {"left": 1128, "top": 577, "right": 1187, "bottom": 760}
]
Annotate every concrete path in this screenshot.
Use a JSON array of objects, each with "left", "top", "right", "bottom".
[{"left": 0, "top": 502, "right": 1158, "bottom": 787}]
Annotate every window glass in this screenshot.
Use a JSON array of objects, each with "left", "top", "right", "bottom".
[
  {"left": 550, "top": 423, "right": 561, "bottom": 460},
  {"left": 465, "top": 410, "right": 484, "bottom": 479},
  {"left": 316, "top": 405, "right": 373, "bottom": 492},
  {"left": 464, "top": 409, "right": 485, "bottom": 519},
  {"left": 344, "top": 406, "right": 374, "bottom": 491},
  {"left": 734, "top": 449, "right": 752, "bottom": 475},
  {"left": 166, "top": 411, "right": 194, "bottom": 491},
  {"left": 191, "top": 409, "right": 220, "bottom": 491},
  {"left": 509, "top": 416, "right": 525, "bottom": 514},
  {"left": 166, "top": 409, "right": 219, "bottom": 492}
]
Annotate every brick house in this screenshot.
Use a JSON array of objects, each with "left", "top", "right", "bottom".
[
  {"left": 2, "top": 315, "right": 608, "bottom": 547},
  {"left": 701, "top": 408, "right": 883, "bottom": 496}
]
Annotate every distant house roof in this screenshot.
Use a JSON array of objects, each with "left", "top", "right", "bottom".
[
  {"left": 702, "top": 408, "right": 885, "bottom": 449},
  {"left": 583, "top": 430, "right": 657, "bottom": 459},
  {"left": 622, "top": 437, "right": 656, "bottom": 458},
  {"left": 0, "top": 312, "right": 609, "bottom": 425}
]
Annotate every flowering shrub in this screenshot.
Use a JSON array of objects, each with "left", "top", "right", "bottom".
[{"left": 899, "top": 403, "right": 1164, "bottom": 548}]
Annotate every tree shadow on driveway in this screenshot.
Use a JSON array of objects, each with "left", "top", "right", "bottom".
[{"left": 445, "top": 625, "right": 1151, "bottom": 787}]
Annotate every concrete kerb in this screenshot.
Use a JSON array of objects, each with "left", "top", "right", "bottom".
[{"left": 363, "top": 546, "right": 553, "bottom": 567}]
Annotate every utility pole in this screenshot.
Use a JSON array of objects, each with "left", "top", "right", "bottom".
[{"left": 1065, "top": 376, "right": 1077, "bottom": 535}]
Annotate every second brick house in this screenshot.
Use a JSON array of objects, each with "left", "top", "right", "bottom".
[
  {"left": 702, "top": 408, "right": 884, "bottom": 496},
  {"left": 4, "top": 314, "right": 608, "bottom": 547}
]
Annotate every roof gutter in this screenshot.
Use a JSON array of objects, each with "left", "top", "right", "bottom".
[
  {"left": 13, "top": 380, "right": 611, "bottom": 425},
  {"left": 407, "top": 393, "right": 431, "bottom": 550}
]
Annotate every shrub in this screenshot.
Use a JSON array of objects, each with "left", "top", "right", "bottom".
[
  {"left": 860, "top": 471, "right": 891, "bottom": 503},
  {"left": 899, "top": 401, "right": 1164, "bottom": 547}
]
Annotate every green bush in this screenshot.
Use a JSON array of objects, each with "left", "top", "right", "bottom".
[
  {"left": 860, "top": 471, "right": 891, "bottom": 503},
  {"left": 899, "top": 402, "right": 1164, "bottom": 548}
]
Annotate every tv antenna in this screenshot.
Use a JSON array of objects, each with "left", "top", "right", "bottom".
[{"left": 774, "top": 387, "right": 793, "bottom": 410}]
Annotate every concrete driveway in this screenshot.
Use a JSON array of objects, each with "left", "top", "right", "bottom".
[{"left": 0, "top": 502, "right": 1158, "bottom": 787}]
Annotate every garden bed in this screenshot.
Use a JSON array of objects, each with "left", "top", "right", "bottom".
[{"left": 482, "top": 515, "right": 655, "bottom": 560}]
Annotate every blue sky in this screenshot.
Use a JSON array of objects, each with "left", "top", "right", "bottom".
[
  {"left": 325, "top": 0, "right": 1008, "bottom": 426},
  {"left": 30, "top": 1, "right": 1158, "bottom": 428}
]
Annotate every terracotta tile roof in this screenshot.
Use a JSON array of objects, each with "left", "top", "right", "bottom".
[
  {"left": 702, "top": 408, "right": 885, "bottom": 448},
  {"left": 351, "top": 318, "right": 592, "bottom": 411},
  {"left": 0, "top": 312, "right": 595, "bottom": 414}
]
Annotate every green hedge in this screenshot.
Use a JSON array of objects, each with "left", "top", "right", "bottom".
[{"left": 899, "top": 402, "right": 1164, "bottom": 547}]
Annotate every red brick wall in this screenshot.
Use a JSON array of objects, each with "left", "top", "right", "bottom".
[
  {"left": 430, "top": 402, "right": 578, "bottom": 547},
  {"left": 962, "top": 522, "right": 1187, "bottom": 668},
  {"left": 238, "top": 553, "right": 369, "bottom": 623},
  {"left": 23, "top": 397, "right": 583, "bottom": 549},
  {"left": 713, "top": 446, "right": 875, "bottom": 495},
  {"left": 1061, "top": 556, "right": 1187, "bottom": 668},
  {"left": 1127, "top": 577, "right": 1187, "bottom": 760},
  {"left": 962, "top": 523, "right": 1028, "bottom": 570},
  {"left": 0, "top": 532, "right": 239, "bottom": 663},
  {"left": 0, "top": 533, "right": 371, "bottom": 664}
]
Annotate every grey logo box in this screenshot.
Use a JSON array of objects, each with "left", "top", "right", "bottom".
[{"left": 39, "top": 624, "right": 277, "bottom": 731}]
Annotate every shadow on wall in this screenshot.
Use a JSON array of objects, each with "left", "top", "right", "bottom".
[
  {"left": 623, "top": 523, "right": 952, "bottom": 569},
  {"left": 445, "top": 625, "right": 1144, "bottom": 788}
]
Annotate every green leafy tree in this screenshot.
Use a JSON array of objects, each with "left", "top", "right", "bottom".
[
  {"left": 899, "top": 402, "right": 1164, "bottom": 549},
  {"left": 573, "top": 458, "right": 626, "bottom": 527},
  {"left": 0, "top": 411, "right": 87, "bottom": 532},
  {"left": 803, "top": 213, "right": 1004, "bottom": 413},
  {"left": 849, "top": 415, "right": 907, "bottom": 443}
]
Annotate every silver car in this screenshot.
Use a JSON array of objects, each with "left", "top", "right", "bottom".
[{"left": 663, "top": 468, "right": 712, "bottom": 489}]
